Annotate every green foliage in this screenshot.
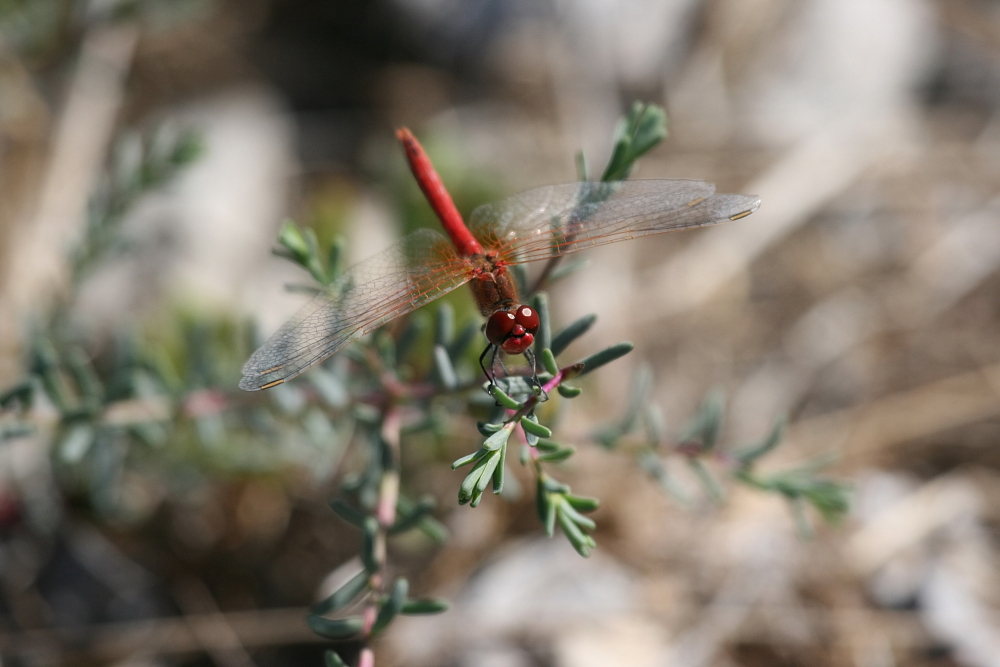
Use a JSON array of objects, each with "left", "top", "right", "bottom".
[
  {"left": 0, "top": 100, "right": 847, "bottom": 667},
  {"left": 601, "top": 101, "right": 669, "bottom": 182},
  {"left": 593, "top": 371, "right": 850, "bottom": 531}
]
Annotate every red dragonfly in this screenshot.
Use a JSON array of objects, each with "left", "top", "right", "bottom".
[{"left": 239, "top": 129, "right": 760, "bottom": 391}]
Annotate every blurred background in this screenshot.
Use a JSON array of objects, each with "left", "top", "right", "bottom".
[{"left": 2, "top": 0, "right": 1000, "bottom": 665}]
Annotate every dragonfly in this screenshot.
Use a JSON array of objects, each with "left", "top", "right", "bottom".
[{"left": 239, "top": 129, "right": 760, "bottom": 391}]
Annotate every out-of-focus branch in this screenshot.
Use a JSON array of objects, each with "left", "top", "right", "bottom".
[
  {"left": 0, "top": 607, "right": 320, "bottom": 663},
  {"left": 0, "top": 23, "right": 138, "bottom": 383}
]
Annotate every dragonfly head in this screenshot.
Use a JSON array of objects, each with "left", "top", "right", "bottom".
[{"left": 486, "top": 305, "right": 540, "bottom": 354}]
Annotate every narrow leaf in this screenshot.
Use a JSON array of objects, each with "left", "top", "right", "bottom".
[
  {"left": 477, "top": 421, "right": 503, "bottom": 436},
  {"left": 564, "top": 494, "right": 600, "bottom": 513},
  {"left": 575, "top": 149, "right": 589, "bottom": 182},
  {"left": 734, "top": 417, "right": 786, "bottom": 464},
  {"left": 361, "top": 517, "right": 380, "bottom": 572},
  {"left": 372, "top": 577, "right": 408, "bottom": 636},
  {"left": 307, "top": 615, "right": 364, "bottom": 640},
  {"left": 532, "top": 293, "right": 551, "bottom": 354},
  {"left": 329, "top": 499, "right": 365, "bottom": 528},
  {"left": 389, "top": 496, "right": 436, "bottom": 535},
  {"left": 551, "top": 314, "right": 597, "bottom": 356},
  {"left": 489, "top": 385, "right": 521, "bottom": 410},
  {"left": 541, "top": 349, "right": 559, "bottom": 376},
  {"left": 435, "top": 302, "right": 454, "bottom": 348},
  {"left": 520, "top": 416, "right": 552, "bottom": 439},
  {"left": 483, "top": 425, "right": 512, "bottom": 451},
  {"left": 325, "top": 651, "right": 349, "bottom": 667},
  {"left": 452, "top": 448, "right": 488, "bottom": 470},
  {"left": 401, "top": 598, "right": 450, "bottom": 615},
  {"left": 492, "top": 437, "right": 506, "bottom": 494},
  {"left": 576, "top": 342, "right": 634, "bottom": 376},
  {"left": 311, "top": 569, "right": 369, "bottom": 615},
  {"left": 433, "top": 345, "right": 458, "bottom": 390},
  {"left": 537, "top": 447, "right": 575, "bottom": 463},
  {"left": 475, "top": 450, "right": 502, "bottom": 496},
  {"left": 560, "top": 501, "right": 596, "bottom": 530},
  {"left": 557, "top": 384, "right": 582, "bottom": 398},
  {"left": 557, "top": 507, "right": 592, "bottom": 557}
]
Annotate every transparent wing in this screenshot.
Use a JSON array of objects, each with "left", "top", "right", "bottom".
[
  {"left": 469, "top": 180, "right": 760, "bottom": 264},
  {"left": 240, "top": 228, "right": 471, "bottom": 390}
]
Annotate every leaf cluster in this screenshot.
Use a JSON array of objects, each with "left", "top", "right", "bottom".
[{"left": 596, "top": 372, "right": 851, "bottom": 533}]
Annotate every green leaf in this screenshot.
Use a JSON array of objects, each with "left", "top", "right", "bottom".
[
  {"left": 325, "top": 651, "right": 349, "bottom": 667},
  {"left": 171, "top": 131, "right": 203, "bottom": 166},
  {"left": 401, "top": 598, "right": 450, "bottom": 615},
  {"left": 477, "top": 421, "right": 503, "bottom": 436},
  {"left": 643, "top": 404, "right": 666, "bottom": 448},
  {"left": 557, "top": 506, "right": 592, "bottom": 557},
  {"left": 459, "top": 455, "right": 491, "bottom": 504},
  {"left": 435, "top": 302, "right": 454, "bottom": 348},
  {"left": 601, "top": 102, "right": 668, "bottom": 182},
  {"left": 372, "top": 577, "right": 409, "bottom": 636},
  {"left": 0, "top": 380, "right": 33, "bottom": 410},
  {"left": 278, "top": 220, "right": 310, "bottom": 262},
  {"left": 452, "top": 448, "right": 488, "bottom": 470},
  {"left": 532, "top": 293, "right": 551, "bottom": 354},
  {"left": 734, "top": 417, "right": 786, "bottom": 464},
  {"left": 396, "top": 494, "right": 449, "bottom": 542},
  {"left": 535, "top": 439, "right": 560, "bottom": 453},
  {"left": 60, "top": 423, "right": 95, "bottom": 463},
  {"left": 0, "top": 423, "right": 35, "bottom": 441},
  {"left": 537, "top": 447, "right": 575, "bottom": 463},
  {"left": 311, "top": 569, "right": 370, "bottom": 615},
  {"left": 492, "top": 437, "right": 506, "bottom": 495},
  {"left": 688, "top": 458, "right": 724, "bottom": 502},
  {"left": 541, "top": 349, "right": 559, "bottom": 376},
  {"left": 679, "top": 390, "right": 724, "bottom": 451},
  {"left": 493, "top": 375, "right": 536, "bottom": 401},
  {"left": 551, "top": 314, "right": 597, "bottom": 356},
  {"left": 575, "top": 149, "right": 589, "bottom": 181},
  {"left": 636, "top": 451, "right": 690, "bottom": 505},
  {"left": 483, "top": 424, "right": 513, "bottom": 451},
  {"left": 544, "top": 493, "right": 557, "bottom": 537},
  {"left": 307, "top": 615, "right": 364, "bottom": 640},
  {"left": 564, "top": 494, "right": 600, "bottom": 513},
  {"left": 329, "top": 499, "right": 365, "bottom": 528},
  {"left": 389, "top": 496, "right": 436, "bottom": 535},
  {"left": 576, "top": 342, "right": 634, "bottom": 376},
  {"left": 621, "top": 364, "right": 652, "bottom": 432},
  {"left": 535, "top": 477, "right": 548, "bottom": 522},
  {"left": 559, "top": 501, "right": 596, "bottom": 530},
  {"left": 489, "top": 385, "right": 521, "bottom": 410},
  {"left": 520, "top": 416, "right": 551, "bottom": 439},
  {"left": 472, "top": 451, "right": 501, "bottom": 500},
  {"left": 557, "top": 384, "right": 582, "bottom": 398},
  {"left": 803, "top": 480, "right": 851, "bottom": 524},
  {"left": 433, "top": 345, "right": 458, "bottom": 390},
  {"left": 361, "top": 517, "right": 380, "bottom": 572},
  {"left": 326, "top": 236, "right": 345, "bottom": 281}
]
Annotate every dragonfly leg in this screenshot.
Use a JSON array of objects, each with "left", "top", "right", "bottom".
[
  {"left": 479, "top": 344, "right": 495, "bottom": 384},
  {"left": 523, "top": 348, "right": 547, "bottom": 401},
  {"left": 495, "top": 349, "right": 509, "bottom": 380}
]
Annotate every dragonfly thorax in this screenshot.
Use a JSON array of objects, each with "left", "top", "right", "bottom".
[{"left": 468, "top": 252, "right": 519, "bottom": 316}]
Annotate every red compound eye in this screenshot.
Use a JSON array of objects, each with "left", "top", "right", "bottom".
[
  {"left": 485, "top": 310, "right": 517, "bottom": 346},
  {"left": 514, "top": 305, "right": 540, "bottom": 334}
]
